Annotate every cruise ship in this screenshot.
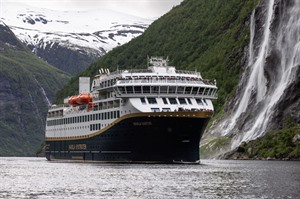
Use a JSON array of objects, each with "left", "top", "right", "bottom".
[{"left": 45, "top": 57, "right": 218, "bottom": 163}]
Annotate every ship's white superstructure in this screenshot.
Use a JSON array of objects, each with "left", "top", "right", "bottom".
[{"left": 46, "top": 57, "right": 217, "bottom": 141}]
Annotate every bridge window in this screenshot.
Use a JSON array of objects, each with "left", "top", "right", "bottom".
[
  {"left": 143, "top": 86, "right": 150, "bottom": 93},
  {"left": 177, "top": 87, "right": 184, "bottom": 94},
  {"left": 185, "top": 87, "right": 192, "bottom": 94},
  {"left": 169, "top": 86, "right": 176, "bottom": 93},
  {"left": 199, "top": 87, "right": 205, "bottom": 95},
  {"left": 192, "top": 87, "right": 198, "bottom": 94},
  {"left": 126, "top": 86, "right": 133, "bottom": 94},
  {"left": 160, "top": 86, "right": 168, "bottom": 93},
  {"left": 134, "top": 86, "right": 142, "bottom": 93},
  {"left": 119, "top": 87, "right": 125, "bottom": 94}
]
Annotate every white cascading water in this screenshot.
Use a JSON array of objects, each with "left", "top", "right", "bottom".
[{"left": 215, "top": 0, "right": 300, "bottom": 149}]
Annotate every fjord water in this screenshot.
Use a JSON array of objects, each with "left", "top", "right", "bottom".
[{"left": 1, "top": 157, "right": 300, "bottom": 198}]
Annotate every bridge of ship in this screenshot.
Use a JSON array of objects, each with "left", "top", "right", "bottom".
[{"left": 93, "top": 70, "right": 217, "bottom": 99}]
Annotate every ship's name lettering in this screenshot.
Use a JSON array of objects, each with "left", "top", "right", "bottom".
[
  {"left": 69, "top": 144, "right": 87, "bottom": 150},
  {"left": 133, "top": 122, "right": 152, "bottom": 126}
]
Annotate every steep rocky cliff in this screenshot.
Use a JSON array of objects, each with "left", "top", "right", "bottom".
[{"left": 0, "top": 21, "right": 70, "bottom": 156}]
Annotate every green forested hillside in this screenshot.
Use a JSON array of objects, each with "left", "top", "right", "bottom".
[
  {"left": 0, "top": 23, "right": 70, "bottom": 156},
  {"left": 56, "top": 0, "right": 259, "bottom": 114}
]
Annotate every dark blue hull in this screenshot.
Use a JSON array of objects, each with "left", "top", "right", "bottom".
[{"left": 45, "top": 113, "right": 211, "bottom": 163}]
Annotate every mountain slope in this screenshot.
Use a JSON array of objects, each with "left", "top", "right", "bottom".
[
  {"left": 1, "top": 2, "right": 151, "bottom": 75},
  {"left": 55, "top": 0, "right": 259, "bottom": 112},
  {"left": 0, "top": 21, "right": 70, "bottom": 156}
]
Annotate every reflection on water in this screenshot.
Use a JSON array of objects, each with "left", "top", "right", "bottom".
[{"left": 0, "top": 158, "right": 299, "bottom": 198}]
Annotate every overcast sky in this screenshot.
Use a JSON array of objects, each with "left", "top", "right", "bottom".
[{"left": 4, "top": 0, "right": 183, "bottom": 19}]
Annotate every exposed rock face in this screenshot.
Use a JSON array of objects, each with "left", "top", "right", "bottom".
[
  {"left": 0, "top": 21, "right": 24, "bottom": 50},
  {"left": 292, "top": 134, "right": 300, "bottom": 144},
  {"left": 0, "top": 22, "right": 70, "bottom": 156},
  {"left": 28, "top": 42, "right": 102, "bottom": 75}
]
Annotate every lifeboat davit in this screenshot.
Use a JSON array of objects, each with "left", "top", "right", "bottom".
[{"left": 68, "top": 94, "right": 92, "bottom": 106}]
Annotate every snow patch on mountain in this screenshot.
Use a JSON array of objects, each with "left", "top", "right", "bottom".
[{"left": 1, "top": 2, "right": 152, "bottom": 73}]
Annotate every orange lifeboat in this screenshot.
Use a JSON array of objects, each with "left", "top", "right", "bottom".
[
  {"left": 76, "top": 94, "right": 92, "bottom": 105},
  {"left": 68, "top": 94, "right": 92, "bottom": 106},
  {"left": 68, "top": 96, "right": 80, "bottom": 106}
]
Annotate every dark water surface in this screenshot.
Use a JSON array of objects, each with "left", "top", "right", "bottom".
[{"left": 0, "top": 157, "right": 299, "bottom": 198}]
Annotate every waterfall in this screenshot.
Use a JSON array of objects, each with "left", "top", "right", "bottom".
[
  {"left": 212, "top": 0, "right": 300, "bottom": 149},
  {"left": 34, "top": 77, "right": 51, "bottom": 106}
]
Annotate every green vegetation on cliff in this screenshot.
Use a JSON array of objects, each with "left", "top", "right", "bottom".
[
  {"left": 56, "top": 0, "right": 260, "bottom": 115},
  {"left": 0, "top": 23, "right": 70, "bottom": 156},
  {"left": 225, "top": 116, "right": 300, "bottom": 160}
]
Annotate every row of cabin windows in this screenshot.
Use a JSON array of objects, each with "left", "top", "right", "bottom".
[
  {"left": 90, "top": 123, "right": 101, "bottom": 131},
  {"left": 151, "top": 108, "right": 171, "bottom": 112},
  {"left": 47, "top": 111, "right": 120, "bottom": 127},
  {"left": 48, "top": 123, "right": 109, "bottom": 132},
  {"left": 140, "top": 97, "right": 205, "bottom": 106},
  {"left": 117, "top": 86, "right": 217, "bottom": 96}
]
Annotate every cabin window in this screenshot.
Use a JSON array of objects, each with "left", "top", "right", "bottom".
[
  {"left": 178, "top": 98, "right": 187, "bottom": 105},
  {"left": 151, "top": 108, "right": 160, "bottom": 112},
  {"left": 147, "top": 98, "right": 157, "bottom": 104},
  {"left": 162, "top": 108, "right": 171, "bottom": 112},
  {"left": 140, "top": 98, "right": 146, "bottom": 104},
  {"left": 162, "top": 98, "right": 168, "bottom": 104},
  {"left": 196, "top": 99, "right": 204, "bottom": 105},
  {"left": 169, "top": 98, "right": 177, "bottom": 104}
]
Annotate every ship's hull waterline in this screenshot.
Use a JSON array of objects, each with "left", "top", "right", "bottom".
[{"left": 45, "top": 112, "right": 212, "bottom": 163}]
